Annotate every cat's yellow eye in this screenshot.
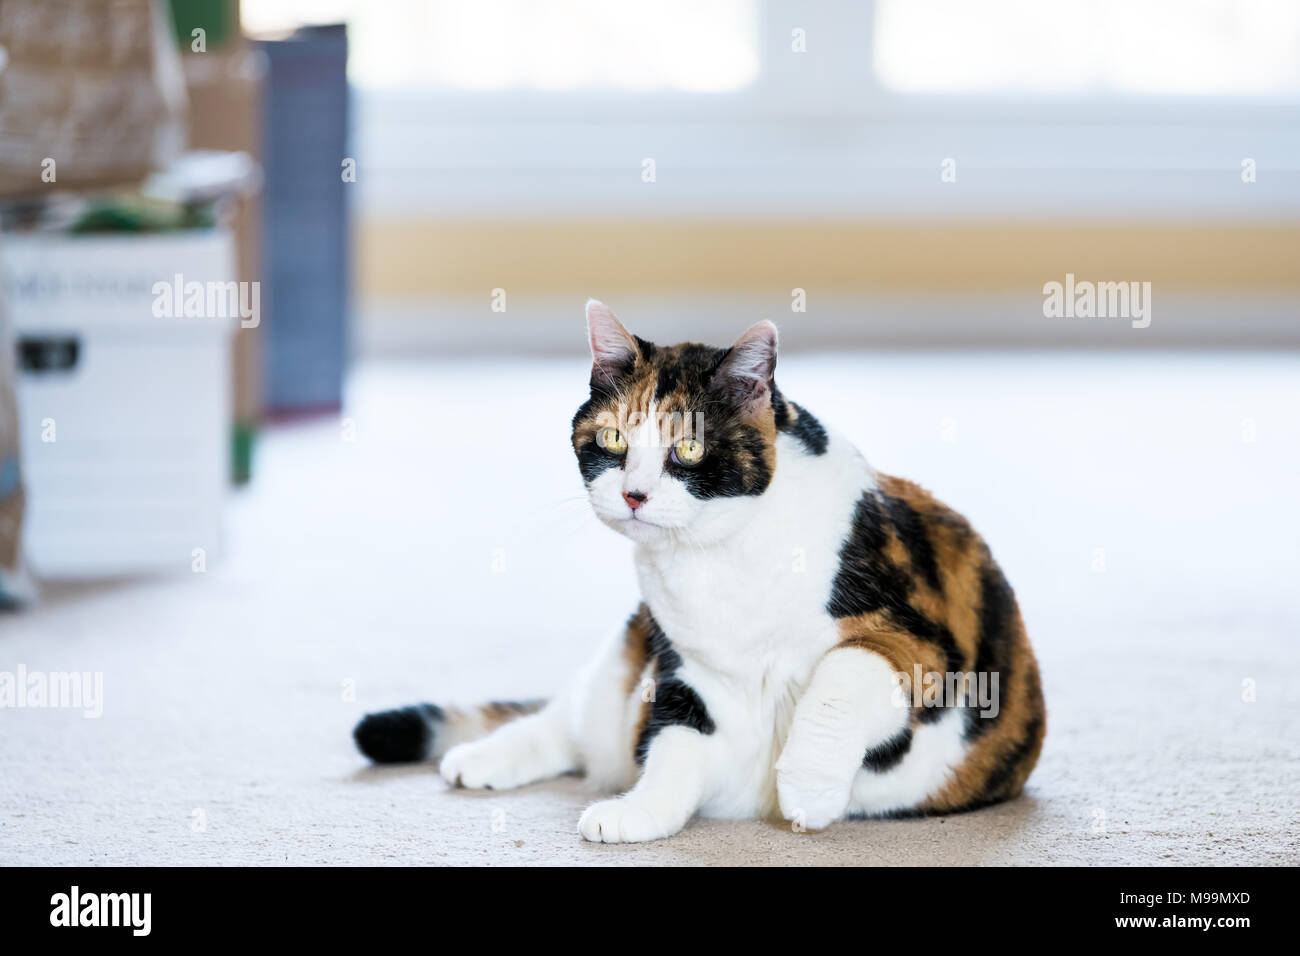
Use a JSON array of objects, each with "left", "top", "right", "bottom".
[
  {"left": 596, "top": 427, "right": 628, "bottom": 454},
  {"left": 672, "top": 437, "right": 706, "bottom": 466}
]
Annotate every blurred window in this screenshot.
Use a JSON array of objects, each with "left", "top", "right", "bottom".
[
  {"left": 244, "top": 0, "right": 1300, "bottom": 217},
  {"left": 243, "top": 0, "right": 761, "bottom": 92},
  {"left": 874, "top": 0, "right": 1300, "bottom": 97}
]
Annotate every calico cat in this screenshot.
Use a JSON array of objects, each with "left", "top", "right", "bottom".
[{"left": 354, "top": 301, "right": 1045, "bottom": 843}]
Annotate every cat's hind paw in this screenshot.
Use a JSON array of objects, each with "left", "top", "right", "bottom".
[{"left": 578, "top": 798, "right": 678, "bottom": 844}]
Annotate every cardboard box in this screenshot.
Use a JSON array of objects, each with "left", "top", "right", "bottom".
[
  {"left": 182, "top": 43, "right": 265, "bottom": 482},
  {"left": 0, "top": 230, "right": 238, "bottom": 577},
  {"left": 0, "top": 0, "right": 188, "bottom": 198}
]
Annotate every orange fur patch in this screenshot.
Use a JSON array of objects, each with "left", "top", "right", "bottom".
[{"left": 838, "top": 474, "right": 1046, "bottom": 810}]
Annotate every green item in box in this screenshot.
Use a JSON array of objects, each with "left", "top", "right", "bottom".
[
  {"left": 170, "top": 0, "right": 238, "bottom": 52},
  {"left": 231, "top": 421, "right": 257, "bottom": 485},
  {"left": 70, "top": 196, "right": 216, "bottom": 234}
]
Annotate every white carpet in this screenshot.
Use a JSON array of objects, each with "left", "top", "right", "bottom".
[{"left": 2, "top": 351, "right": 1297, "bottom": 865}]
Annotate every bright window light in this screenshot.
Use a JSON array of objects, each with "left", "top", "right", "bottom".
[
  {"left": 874, "top": 0, "right": 1300, "bottom": 96},
  {"left": 242, "top": 0, "right": 761, "bottom": 92}
]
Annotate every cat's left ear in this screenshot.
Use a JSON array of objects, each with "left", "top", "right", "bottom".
[{"left": 713, "top": 320, "right": 778, "bottom": 412}]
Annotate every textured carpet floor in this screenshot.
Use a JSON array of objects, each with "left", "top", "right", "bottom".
[{"left": 2, "top": 352, "right": 1297, "bottom": 866}]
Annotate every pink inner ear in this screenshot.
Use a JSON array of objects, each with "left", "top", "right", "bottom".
[
  {"left": 725, "top": 322, "right": 778, "bottom": 385},
  {"left": 711, "top": 321, "right": 778, "bottom": 410},
  {"left": 586, "top": 300, "right": 637, "bottom": 371}
]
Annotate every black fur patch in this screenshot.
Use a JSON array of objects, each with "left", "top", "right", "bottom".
[
  {"left": 653, "top": 343, "right": 726, "bottom": 400},
  {"left": 353, "top": 703, "right": 444, "bottom": 763},
  {"left": 882, "top": 494, "right": 942, "bottom": 591},
  {"left": 862, "top": 726, "right": 913, "bottom": 772},
  {"left": 828, "top": 491, "right": 966, "bottom": 714},
  {"left": 964, "top": 562, "right": 1016, "bottom": 739},
  {"left": 670, "top": 423, "right": 772, "bottom": 500},
  {"left": 772, "top": 388, "right": 791, "bottom": 427},
  {"left": 575, "top": 438, "right": 623, "bottom": 484},
  {"left": 635, "top": 613, "right": 716, "bottom": 764},
  {"left": 980, "top": 712, "right": 1043, "bottom": 799},
  {"left": 571, "top": 387, "right": 625, "bottom": 484},
  {"left": 633, "top": 335, "right": 659, "bottom": 363},
  {"left": 779, "top": 400, "right": 828, "bottom": 456},
  {"left": 827, "top": 492, "right": 895, "bottom": 619}
]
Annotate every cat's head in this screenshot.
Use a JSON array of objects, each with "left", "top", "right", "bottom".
[{"left": 571, "top": 300, "right": 780, "bottom": 546}]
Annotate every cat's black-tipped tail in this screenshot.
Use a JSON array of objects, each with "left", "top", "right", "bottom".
[
  {"left": 353, "top": 700, "right": 545, "bottom": 764},
  {"left": 353, "top": 703, "right": 444, "bottom": 763}
]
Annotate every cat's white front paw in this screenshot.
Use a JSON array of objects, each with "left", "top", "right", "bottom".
[
  {"left": 775, "top": 756, "right": 851, "bottom": 832},
  {"left": 578, "top": 798, "right": 676, "bottom": 844},
  {"left": 439, "top": 740, "right": 528, "bottom": 791}
]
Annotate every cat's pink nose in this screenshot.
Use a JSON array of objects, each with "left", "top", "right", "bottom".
[{"left": 623, "top": 490, "right": 648, "bottom": 510}]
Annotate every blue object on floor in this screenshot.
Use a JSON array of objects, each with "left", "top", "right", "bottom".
[{"left": 259, "top": 23, "right": 351, "bottom": 413}]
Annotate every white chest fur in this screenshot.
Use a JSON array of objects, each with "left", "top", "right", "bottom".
[
  {"left": 636, "top": 432, "right": 870, "bottom": 666},
  {"left": 632, "top": 432, "right": 875, "bottom": 815}
]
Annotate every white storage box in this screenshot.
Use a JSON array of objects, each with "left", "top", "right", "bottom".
[{"left": 0, "top": 231, "right": 238, "bottom": 577}]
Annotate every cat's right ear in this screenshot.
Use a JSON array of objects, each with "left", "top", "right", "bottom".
[{"left": 586, "top": 299, "right": 639, "bottom": 386}]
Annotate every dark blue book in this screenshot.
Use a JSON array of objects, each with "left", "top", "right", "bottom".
[{"left": 258, "top": 23, "right": 350, "bottom": 414}]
